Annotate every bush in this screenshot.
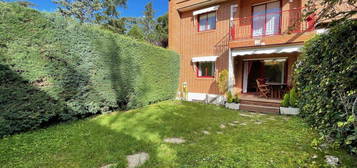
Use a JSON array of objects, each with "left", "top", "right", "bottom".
[
  {"left": 281, "top": 93, "right": 290, "bottom": 107},
  {"left": 0, "top": 3, "right": 179, "bottom": 137},
  {"left": 295, "top": 20, "right": 357, "bottom": 154},
  {"left": 216, "top": 69, "right": 228, "bottom": 94},
  {"left": 233, "top": 93, "right": 240, "bottom": 103},
  {"left": 281, "top": 88, "right": 298, "bottom": 108},
  {"left": 227, "top": 91, "right": 233, "bottom": 103}
]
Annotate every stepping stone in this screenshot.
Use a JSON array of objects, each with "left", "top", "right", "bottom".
[
  {"left": 164, "top": 138, "right": 186, "bottom": 144},
  {"left": 258, "top": 113, "right": 266, "bottom": 116},
  {"left": 127, "top": 152, "right": 149, "bottom": 168},
  {"left": 228, "top": 123, "right": 237, "bottom": 126},
  {"left": 240, "top": 123, "right": 247, "bottom": 126},
  {"left": 240, "top": 114, "right": 252, "bottom": 117},
  {"left": 101, "top": 164, "right": 117, "bottom": 168},
  {"left": 233, "top": 121, "right": 239, "bottom": 124},
  {"left": 254, "top": 121, "right": 263, "bottom": 125},
  {"left": 267, "top": 117, "right": 276, "bottom": 121},
  {"left": 202, "top": 130, "right": 210, "bottom": 135},
  {"left": 220, "top": 124, "right": 226, "bottom": 129}
]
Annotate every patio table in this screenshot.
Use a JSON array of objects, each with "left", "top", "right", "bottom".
[{"left": 266, "top": 82, "right": 288, "bottom": 99}]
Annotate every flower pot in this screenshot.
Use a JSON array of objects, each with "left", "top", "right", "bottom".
[
  {"left": 280, "top": 107, "right": 300, "bottom": 115},
  {"left": 225, "top": 103, "right": 240, "bottom": 110}
]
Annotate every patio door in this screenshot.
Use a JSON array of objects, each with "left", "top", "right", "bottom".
[
  {"left": 242, "top": 58, "right": 286, "bottom": 93},
  {"left": 252, "top": 1, "right": 281, "bottom": 37}
]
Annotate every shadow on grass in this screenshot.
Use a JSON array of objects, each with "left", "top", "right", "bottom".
[{"left": 0, "top": 118, "right": 160, "bottom": 168}]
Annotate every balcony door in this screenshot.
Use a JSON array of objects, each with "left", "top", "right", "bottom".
[{"left": 252, "top": 1, "right": 281, "bottom": 37}]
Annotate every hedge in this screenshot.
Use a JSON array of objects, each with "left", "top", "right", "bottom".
[
  {"left": 295, "top": 20, "right": 357, "bottom": 154},
  {"left": 0, "top": 3, "right": 179, "bottom": 137}
]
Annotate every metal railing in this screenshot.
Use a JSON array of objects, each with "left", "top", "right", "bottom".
[{"left": 229, "top": 8, "right": 315, "bottom": 41}]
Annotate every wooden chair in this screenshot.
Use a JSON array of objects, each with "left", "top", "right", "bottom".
[{"left": 256, "top": 78, "right": 271, "bottom": 98}]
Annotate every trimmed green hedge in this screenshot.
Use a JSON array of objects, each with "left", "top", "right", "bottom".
[
  {"left": 295, "top": 20, "right": 357, "bottom": 154},
  {"left": 0, "top": 3, "right": 179, "bottom": 137}
]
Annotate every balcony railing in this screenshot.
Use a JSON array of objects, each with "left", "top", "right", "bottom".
[{"left": 230, "top": 8, "right": 315, "bottom": 41}]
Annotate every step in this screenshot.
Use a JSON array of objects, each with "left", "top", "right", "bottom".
[
  {"left": 239, "top": 104, "right": 280, "bottom": 114},
  {"left": 240, "top": 99, "right": 281, "bottom": 107}
]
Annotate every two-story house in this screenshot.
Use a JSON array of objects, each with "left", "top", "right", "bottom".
[{"left": 168, "top": 0, "right": 325, "bottom": 113}]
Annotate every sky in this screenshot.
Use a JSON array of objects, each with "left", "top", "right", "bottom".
[{"left": 4, "top": 0, "right": 168, "bottom": 17}]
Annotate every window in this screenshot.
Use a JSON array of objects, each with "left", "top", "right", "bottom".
[
  {"left": 197, "top": 62, "right": 215, "bottom": 78},
  {"left": 262, "top": 59, "right": 285, "bottom": 83},
  {"left": 198, "top": 12, "right": 216, "bottom": 32},
  {"left": 252, "top": 1, "right": 281, "bottom": 37},
  {"left": 230, "top": 4, "right": 238, "bottom": 21}
]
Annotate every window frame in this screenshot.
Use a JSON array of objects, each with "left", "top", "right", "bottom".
[
  {"left": 198, "top": 11, "right": 217, "bottom": 32},
  {"left": 196, "top": 62, "right": 215, "bottom": 78},
  {"left": 251, "top": 0, "right": 282, "bottom": 37}
]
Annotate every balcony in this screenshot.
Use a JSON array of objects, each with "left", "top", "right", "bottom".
[{"left": 229, "top": 8, "right": 315, "bottom": 42}]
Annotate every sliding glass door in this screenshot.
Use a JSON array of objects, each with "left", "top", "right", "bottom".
[{"left": 252, "top": 1, "right": 281, "bottom": 37}]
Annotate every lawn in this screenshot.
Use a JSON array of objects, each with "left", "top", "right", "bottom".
[{"left": 0, "top": 101, "right": 356, "bottom": 168}]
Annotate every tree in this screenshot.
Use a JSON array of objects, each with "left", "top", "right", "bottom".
[
  {"left": 156, "top": 13, "right": 168, "bottom": 48},
  {"left": 141, "top": 1, "right": 157, "bottom": 44},
  {"left": 305, "top": 0, "right": 357, "bottom": 23},
  {"left": 8, "top": 0, "right": 35, "bottom": 7},
  {"left": 127, "top": 25, "right": 144, "bottom": 41},
  {"left": 53, "top": 0, "right": 127, "bottom": 25}
]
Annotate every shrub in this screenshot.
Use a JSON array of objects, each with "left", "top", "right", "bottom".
[
  {"left": 289, "top": 88, "right": 298, "bottom": 108},
  {"left": 281, "top": 92, "right": 290, "bottom": 107},
  {"left": 0, "top": 3, "right": 179, "bottom": 137},
  {"left": 217, "top": 69, "right": 228, "bottom": 94},
  {"left": 227, "top": 91, "right": 233, "bottom": 103},
  {"left": 233, "top": 93, "right": 240, "bottom": 103},
  {"left": 295, "top": 20, "right": 357, "bottom": 154}
]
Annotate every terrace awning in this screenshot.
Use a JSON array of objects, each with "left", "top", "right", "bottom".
[
  {"left": 193, "top": 5, "right": 220, "bottom": 16},
  {"left": 192, "top": 56, "right": 218, "bottom": 62},
  {"left": 232, "top": 45, "right": 304, "bottom": 57}
]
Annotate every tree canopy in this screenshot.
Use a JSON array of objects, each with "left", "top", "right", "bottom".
[{"left": 305, "top": 0, "right": 357, "bottom": 23}]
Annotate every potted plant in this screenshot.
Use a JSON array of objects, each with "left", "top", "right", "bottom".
[
  {"left": 225, "top": 91, "right": 240, "bottom": 110},
  {"left": 280, "top": 88, "right": 300, "bottom": 115}
]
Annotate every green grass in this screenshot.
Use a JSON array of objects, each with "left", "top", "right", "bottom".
[{"left": 0, "top": 101, "right": 356, "bottom": 168}]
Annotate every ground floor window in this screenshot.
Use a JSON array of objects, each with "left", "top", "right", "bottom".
[{"left": 197, "top": 62, "right": 215, "bottom": 78}]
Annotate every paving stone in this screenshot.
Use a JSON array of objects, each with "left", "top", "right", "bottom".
[
  {"left": 202, "top": 130, "right": 210, "bottom": 135},
  {"left": 100, "top": 164, "right": 117, "bottom": 168},
  {"left": 220, "top": 124, "right": 226, "bottom": 129},
  {"left": 228, "top": 123, "right": 237, "bottom": 126},
  {"left": 164, "top": 138, "right": 186, "bottom": 144},
  {"left": 127, "top": 152, "right": 149, "bottom": 168},
  {"left": 240, "top": 114, "right": 252, "bottom": 117}
]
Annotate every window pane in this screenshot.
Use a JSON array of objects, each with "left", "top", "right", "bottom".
[
  {"left": 207, "top": 13, "right": 216, "bottom": 30},
  {"left": 252, "top": 5, "right": 266, "bottom": 37},
  {"left": 266, "top": 1, "right": 281, "bottom": 35},
  {"left": 198, "top": 62, "right": 214, "bottom": 77},
  {"left": 263, "top": 61, "right": 284, "bottom": 83},
  {"left": 199, "top": 15, "right": 207, "bottom": 31}
]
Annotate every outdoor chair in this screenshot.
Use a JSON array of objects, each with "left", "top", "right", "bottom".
[{"left": 256, "top": 78, "right": 271, "bottom": 98}]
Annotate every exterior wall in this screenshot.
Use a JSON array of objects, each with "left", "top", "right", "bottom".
[
  {"left": 169, "top": 0, "right": 314, "bottom": 96},
  {"left": 169, "top": 0, "right": 237, "bottom": 95}
]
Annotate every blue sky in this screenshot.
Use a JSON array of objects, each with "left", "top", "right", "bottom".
[{"left": 4, "top": 0, "right": 168, "bottom": 17}]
